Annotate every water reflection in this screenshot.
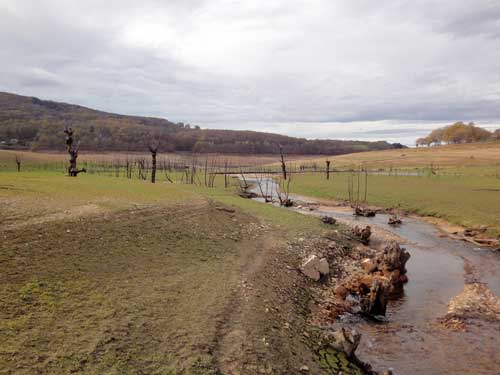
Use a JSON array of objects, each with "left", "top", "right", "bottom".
[{"left": 246, "top": 177, "right": 500, "bottom": 374}]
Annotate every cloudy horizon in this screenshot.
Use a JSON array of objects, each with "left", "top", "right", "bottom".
[{"left": 2, "top": 0, "right": 500, "bottom": 145}]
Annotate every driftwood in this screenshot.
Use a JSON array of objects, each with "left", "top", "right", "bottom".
[
  {"left": 352, "top": 225, "right": 371, "bottom": 245},
  {"left": 354, "top": 206, "right": 376, "bottom": 217},
  {"left": 360, "top": 279, "right": 390, "bottom": 316},
  {"left": 377, "top": 242, "right": 411, "bottom": 296},
  {"left": 338, "top": 242, "right": 410, "bottom": 318},
  {"left": 238, "top": 191, "right": 258, "bottom": 199},
  {"left": 378, "top": 242, "right": 410, "bottom": 273},
  {"left": 237, "top": 172, "right": 258, "bottom": 198},
  {"left": 388, "top": 215, "right": 402, "bottom": 225}
]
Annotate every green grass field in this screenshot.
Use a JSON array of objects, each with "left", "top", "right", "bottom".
[
  {"left": 290, "top": 172, "right": 500, "bottom": 236},
  {"left": 3, "top": 144, "right": 498, "bottom": 373},
  {"left": 275, "top": 143, "right": 500, "bottom": 237},
  {"left": 1, "top": 170, "right": 348, "bottom": 374}
]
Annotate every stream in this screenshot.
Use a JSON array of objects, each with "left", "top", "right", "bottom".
[{"left": 246, "top": 177, "right": 500, "bottom": 375}]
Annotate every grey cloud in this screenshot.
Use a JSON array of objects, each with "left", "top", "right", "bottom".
[{"left": 0, "top": 0, "right": 499, "bottom": 144}]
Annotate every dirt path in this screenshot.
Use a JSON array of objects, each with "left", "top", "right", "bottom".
[
  {"left": 214, "top": 235, "right": 273, "bottom": 374},
  {"left": 213, "top": 232, "right": 326, "bottom": 375}
]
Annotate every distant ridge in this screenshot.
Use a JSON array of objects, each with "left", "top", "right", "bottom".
[{"left": 0, "top": 91, "right": 403, "bottom": 154}]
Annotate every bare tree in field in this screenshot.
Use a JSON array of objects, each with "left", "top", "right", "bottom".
[
  {"left": 14, "top": 154, "right": 21, "bottom": 172},
  {"left": 325, "top": 159, "right": 331, "bottom": 180},
  {"left": 148, "top": 141, "right": 159, "bottom": 183},
  {"left": 276, "top": 175, "right": 293, "bottom": 206},
  {"left": 64, "top": 127, "right": 86, "bottom": 176},
  {"left": 279, "top": 145, "right": 287, "bottom": 180}
]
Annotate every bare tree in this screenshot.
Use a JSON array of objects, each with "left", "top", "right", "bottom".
[
  {"left": 137, "top": 158, "right": 147, "bottom": 180},
  {"left": 364, "top": 165, "right": 368, "bottom": 202},
  {"left": 255, "top": 173, "right": 272, "bottom": 202},
  {"left": 125, "top": 155, "right": 133, "bottom": 179},
  {"left": 14, "top": 154, "right": 21, "bottom": 172},
  {"left": 236, "top": 168, "right": 258, "bottom": 198},
  {"left": 64, "top": 127, "right": 86, "bottom": 176},
  {"left": 224, "top": 160, "right": 229, "bottom": 188},
  {"left": 276, "top": 175, "right": 293, "bottom": 206},
  {"left": 279, "top": 145, "right": 287, "bottom": 180},
  {"left": 203, "top": 158, "right": 208, "bottom": 187},
  {"left": 325, "top": 159, "right": 331, "bottom": 180},
  {"left": 148, "top": 141, "right": 159, "bottom": 183}
]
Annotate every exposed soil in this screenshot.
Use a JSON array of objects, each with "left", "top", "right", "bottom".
[
  {"left": 3, "top": 203, "right": 105, "bottom": 230},
  {"left": 1, "top": 194, "right": 366, "bottom": 374}
]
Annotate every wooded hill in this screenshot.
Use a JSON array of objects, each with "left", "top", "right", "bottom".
[{"left": 0, "top": 92, "right": 402, "bottom": 154}]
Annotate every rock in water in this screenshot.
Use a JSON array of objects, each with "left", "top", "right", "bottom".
[
  {"left": 334, "top": 285, "right": 349, "bottom": 300},
  {"left": 352, "top": 225, "right": 371, "bottom": 245},
  {"left": 378, "top": 242, "right": 410, "bottom": 273},
  {"left": 321, "top": 216, "right": 336, "bottom": 225},
  {"left": 360, "top": 279, "right": 390, "bottom": 316},
  {"left": 326, "top": 327, "right": 361, "bottom": 358},
  {"left": 354, "top": 207, "right": 376, "bottom": 217},
  {"left": 388, "top": 215, "right": 402, "bottom": 225}
]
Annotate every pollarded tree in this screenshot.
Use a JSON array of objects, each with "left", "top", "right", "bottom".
[
  {"left": 148, "top": 140, "right": 160, "bottom": 183},
  {"left": 64, "top": 127, "right": 86, "bottom": 176}
]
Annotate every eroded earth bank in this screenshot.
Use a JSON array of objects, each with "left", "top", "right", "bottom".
[{"left": 243, "top": 177, "right": 500, "bottom": 375}]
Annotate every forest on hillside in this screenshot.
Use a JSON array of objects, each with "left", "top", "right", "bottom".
[{"left": 0, "top": 92, "right": 401, "bottom": 154}]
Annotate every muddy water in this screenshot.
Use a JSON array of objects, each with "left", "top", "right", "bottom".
[{"left": 246, "top": 178, "right": 500, "bottom": 375}]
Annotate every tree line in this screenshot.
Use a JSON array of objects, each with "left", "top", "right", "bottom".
[
  {"left": 0, "top": 91, "right": 401, "bottom": 154},
  {"left": 416, "top": 122, "right": 500, "bottom": 146}
]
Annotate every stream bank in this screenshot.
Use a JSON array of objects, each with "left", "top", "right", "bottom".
[{"left": 244, "top": 176, "right": 500, "bottom": 375}]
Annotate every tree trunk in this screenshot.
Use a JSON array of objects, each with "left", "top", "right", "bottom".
[
  {"left": 279, "top": 146, "right": 287, "bottom": 180},
  {"left": 151, "top": 150, "right": 157, "bottom": 183},
  {"left": 64, "top": 127, "right": 86, "bottom": 177},
  {"left": 15, "top": 155, "right": 21, "bottom": 172},
  {"left": 148, "top": 143, "right": 159, "bottom": 183}
]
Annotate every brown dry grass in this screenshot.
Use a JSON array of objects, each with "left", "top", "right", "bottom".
[
  {"left": 0, "top": 149, "right": 323, "bottom": 170},
  {"left": 300, "top": 142, "right": 500, "bottom": 169}
]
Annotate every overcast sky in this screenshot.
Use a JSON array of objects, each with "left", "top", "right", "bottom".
[{"left": 1, "top": 0, "right": 500, "bottom": 145}]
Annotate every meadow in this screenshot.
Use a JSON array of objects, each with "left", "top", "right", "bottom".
[
  {"left": 1, "top": 144, "right": 499, "bottom": 373},
  {"left": 287, "top": 143, "right": 500, "bottom": 236},
  {"left": 290, "top": 172, "right": 500, "bottom": 235},
  {"left": 300, "top": 142, "right": 500, "bottom": 171},
  {"left": 0, "top": 149, "right": 321, "bottom": 173},
  {"left": 2, "top": 143, "right": 500, "bottom": 236},
  {"left": 0, "top": 167, "right": 340, "bottom": 374}
]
